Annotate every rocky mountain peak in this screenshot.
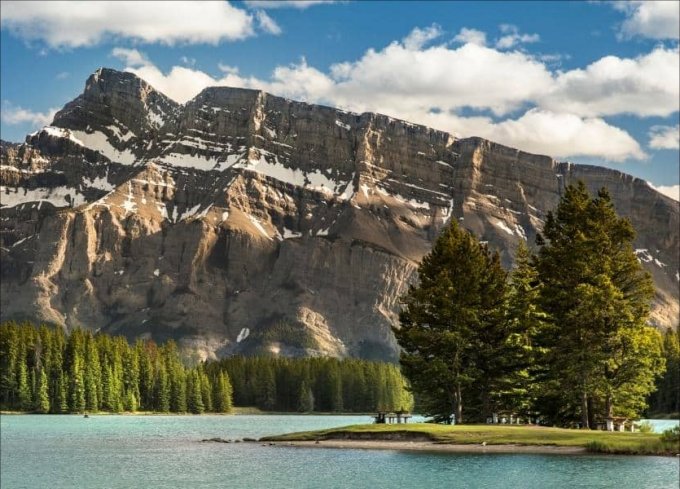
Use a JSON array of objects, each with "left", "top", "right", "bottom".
[{"left": 1, "top": 68, "right": 677, "bottom": 360}]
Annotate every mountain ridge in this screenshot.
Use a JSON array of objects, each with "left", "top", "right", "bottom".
[{"left": 1, "top": 68, "right": 677, "bottom": 360}]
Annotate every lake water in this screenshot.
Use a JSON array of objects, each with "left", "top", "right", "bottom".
[{"left": 1, "top": 415, "right": 677, "bottom": 489}]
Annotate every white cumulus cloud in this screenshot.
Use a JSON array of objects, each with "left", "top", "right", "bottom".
[
  {"left": 244, "top": 1, "right": 337, "bottom": 9},
  {"left": 541, "top": 47, "right": 679, "bottom": 118},
  {"left": 484, "top": 109, "right": 646, "bottom": 161},
  {"left": 402, "top": 24, "right": 443, "bottom": 50},
  {"left": 615, "top": 1, "right": 680, "bottom": 40},
  {"left": 495, "top": 24, "right": 540, "bottom": 49},
  {"left": 1, "top": 102, "right": 58, "bottom": 127},
  {"left": 255, "top": 10, "right": 282, "bottom": 35},
  {"left": 327, "top": 41, "right": 553, "bottom": 116},
  {"left": 453, "top": 28, "right": 487, "bottom": 46},
  {"left": 648, "top": 125, "right": 680, "bottom": 150},
  {"left": 0, "top": 1, "right": 257, "bottom": 48},
  {"left": 649, "top": 184, "right": 680, "bottom": 201},
  {"left": 108, "top": 24, "right": 676, "bottom": 163}
]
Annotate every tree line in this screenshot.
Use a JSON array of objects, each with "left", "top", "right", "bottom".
[
  {"left": 0, "top": 321, "right": 413, "bottom": 414},
  {"left": 397, "top": 182, "right": 675, "bottom": 426},
  {"left": 647, "top": 328, "right": 680, "bottom": 416},
  {"left": 0, "top": 321, "right": 232, "bottom": 414},
  {"left": 205, "top": 355, "right": 413, "bottom": 413}
]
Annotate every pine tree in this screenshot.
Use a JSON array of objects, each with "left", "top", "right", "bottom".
[
  {"left": 199, "top": 369, "right": 213, "bottom": 412},
  {"left": 57, "top": 371, "right": 69, "bottom": 413},
  {"left": 155, "top": 365, "right": 171, "bottom": 413},
  {"left": 535, "top": 182, "right": 663, "bottom": 427},
  {"left": 124, "top": 389, "right": 138, "bottom": 412},
  {"left": 394, "top": 220, "right": 508, "bottom": 423},
  {"left": 649, "top": 329, "right": 680, "bottom": 415},
  {"left": 298, "top": 380, "right": 314, "bottom": 412},
  {"left": 35, "top": 368, "right": 50, "bottom": 413},
  {"left": 256, "top": 366, "right": 277, "bottom": 411},
  {"left": 187, "top": 370, "right": 205, "bottom": 414},
  {"left": 17, "top": 360, "right": 32, "bottom": 410},
  {"left": 503, "top": 241, "right": 549, "bottom": 416},
  {"left": 213, "top": 372, "right": 233, "bottom": 413},
  {"left": 0, "top": 322, "right": 19, "bottom": 408}
]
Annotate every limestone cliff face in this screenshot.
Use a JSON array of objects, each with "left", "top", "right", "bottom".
[{"left": 1, "top": 68, "right": 677, "bottom": 360}]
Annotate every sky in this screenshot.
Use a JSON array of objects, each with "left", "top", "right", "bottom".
[{"left": 1, "top": 0, "right": 678, "bottom": 199}]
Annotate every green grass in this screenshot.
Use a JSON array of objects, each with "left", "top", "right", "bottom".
[{"left": 261, "top": 423, "right": 678, "bottom": 455}]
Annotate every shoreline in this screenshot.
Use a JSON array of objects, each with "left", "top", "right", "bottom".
[
  {"left": 268, "top": 439, "right": 589, "bottom": 455},
  {"left": 0, "top": 410, "right": 375, "bottom": 416}
]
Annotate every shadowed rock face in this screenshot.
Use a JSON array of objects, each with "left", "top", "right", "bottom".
[{"left": 1, "top": 68, "right": 677, "bottom": 361}]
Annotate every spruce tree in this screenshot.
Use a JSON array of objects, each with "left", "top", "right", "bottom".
[
  {"left": 213, "top": 372, "right": 233, "bottom": 413},
  {"left": 535, "top": 182, "right": 664, "bottom": 427},
  {"left": 297, "top": 380, "right": 314, "bottom": 413},
  {"left": 35, "top": 368, "right": 50, "bottom": 413},
  {"left": 504, "top": 241, "right": 549, "bottom": 416},
  {"left": 17, "top": 360, "right": 32, "bottom": 410},
  {"left": 187, "top": 370, "right": 205, "bottom": 414},
  {"left": 155, "top": 365, "right": 171, "bottom": 413},
  {"left": 394, "top": 220, "right": 508, "bottom": 423}
]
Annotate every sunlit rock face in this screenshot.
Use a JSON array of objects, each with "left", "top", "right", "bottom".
[{"left": 1, "top": 68, "right": 677, "bottom": 361}]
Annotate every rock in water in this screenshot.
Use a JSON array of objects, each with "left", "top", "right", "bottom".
[{"left": 1, "top": 68, "right": 677, "bottom": 361}]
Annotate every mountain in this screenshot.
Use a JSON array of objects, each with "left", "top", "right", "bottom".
[{"left": 1, "top": 68, "right": 677, "bottom": 361}]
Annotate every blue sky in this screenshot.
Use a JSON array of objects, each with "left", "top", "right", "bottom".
[{"left": 1, "top": 1, "right": 678, "bottom": 198}]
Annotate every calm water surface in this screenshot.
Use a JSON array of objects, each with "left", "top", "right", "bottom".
[{"left": 1, "top": 415, "right": 677, "bottom": 489}]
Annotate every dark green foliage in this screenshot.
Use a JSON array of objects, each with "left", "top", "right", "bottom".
[
  {"left": 0, "top": 321, "right": 232, "bottom": 414},
  {"left": 213, "top": 372, "right": 233, "bottom": 413},
  {"left": 503, "top": 241, "right": 549, "bottom": 417},
  {"left": 535, "top": 183, "right": 664, "bottom": 427},
  {"left": 660, "top": 425, "right": 679, "bottom": 444},
  {"left": 298, "top": 380, "right": 315, "bottom": 412},
  {"left": 187, "top": 369, "right": 205, "bottom": 414},
  {"left": 393, "top": 182, "right": 668, "bottom": 426},
  {"left": 1, "top": 321, "right": 411, "bottom": 414},
  {"left": 35, "top": 368, "right": 50, "bottom": 413},
  {"left": 394, "top": 220, "right": 509, "bottom": 423},
  {"left": 254, "top": 321, "right": 318, "bottom": 350},
  {"left": 648, "top": 328, "right": 680, "bottom": 415},
  {"left": 205, "top": 356, "right": 413, "bottom": 413}
]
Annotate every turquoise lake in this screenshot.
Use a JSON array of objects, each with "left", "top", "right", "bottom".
[{"left": 1, "top": 415, "right": 678, "bottom": 488}]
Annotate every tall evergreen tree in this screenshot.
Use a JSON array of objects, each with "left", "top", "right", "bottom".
[
  {"left": 504, "top": 241, "right": 549, "bottom": 416},
  {"left": 535, "top": 182, "right": 664, "bottom": 427},
  {"left": 297, "top": 379, "right": 314, "bottom": 413},
  {"left": 35, "top": 368, "right": 50, "bottom": 413},
  {"left": 17, "top": 359, "right": 32, "bottom": 410},
  {"left": 187, "top": 370, "right": 205, "bottom": 414},
  {"left": 648, "top": 329, "right": 680, "bottom": 415},
  {"left": 394, "top": 220, "right": 508, "bottom": 423},
  {"left": 213, "top": 372, "right": 233, "bottom": 413}
]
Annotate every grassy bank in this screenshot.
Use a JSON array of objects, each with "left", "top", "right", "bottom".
[{"left": 261, "top": 423, "right": 678, "bottom": 456}]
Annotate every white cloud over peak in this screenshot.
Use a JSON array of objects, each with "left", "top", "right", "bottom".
[
  {"left": 614, "top": 1, "right": 680, "bottom": 40},
  {"left": 111, "top": 47, "right": 148, "bottom": 67},
  {"left": 485, "top": 109, "right": 645, "bottom": 161},
  {"left": 648, "top": 125, "right": 680, "bottom": 150},
  {"left": 328, "top": 41, "right": 553, "bottom": 116},
  {"left": 649, "top": 184, "right": 680, "bottom": 201},
  {"left": 541, "top": 47, "right": 679, "bottom": 118},
  {"left": 453, "top": 28, "right": 487, "bottom": 46},
  {"left": 1, "top": 102, "right": 58, "bottom": 127},
  {"left": 109, "top": 24, "right": 678, "bottom": 162},
  {"left": 0, "top": 1, "right": 257, "bottom": 48}
]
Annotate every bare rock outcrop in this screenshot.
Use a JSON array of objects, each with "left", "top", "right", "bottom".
[{"left": 1, "top": 68, "right": 677, "bottom": 361}]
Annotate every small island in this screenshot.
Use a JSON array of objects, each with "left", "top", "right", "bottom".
[{"left": 260, "top": 423, "right": 679, "bottom": 456}]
